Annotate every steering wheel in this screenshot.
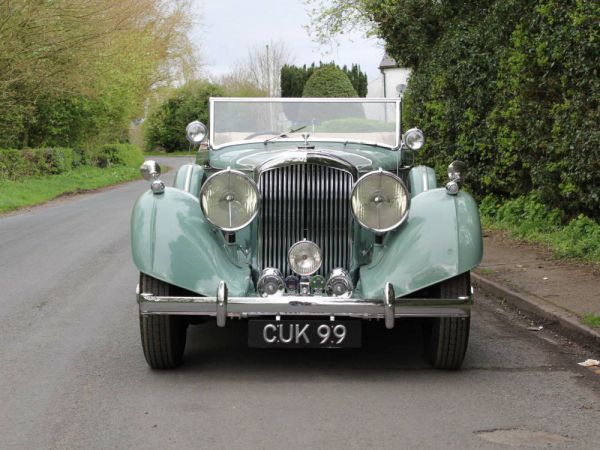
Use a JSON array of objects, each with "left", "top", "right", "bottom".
[{"left": 244, "top": 131, "right": 288, "bottom": 139}]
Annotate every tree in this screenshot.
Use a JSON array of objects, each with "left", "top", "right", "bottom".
[
  {"left": 0, "top": 0, "right": 198, "bottom": 148},
  {"left": 145, "top": 81, "right": 225, "bottom": 152},
  {"left": 302, "top": 66, "right": 357, "bottom": 97},
  {"left": 281, "top": 64, "right": 310, "bottom": 97},
  {"left": 217, "top": 70, "right": 268, "bottom": 97},
  {"left": 240, "top": 40, "right": 293, "bottom": 97},
  {"left": 281, "top": 62, "right": 367, "bottom": 97},
  {"left": 344, "top": 64, "right": 368, "bottom": 97},
  {"left": 304, "top": 0, "right": 376, "bottom": 46}
]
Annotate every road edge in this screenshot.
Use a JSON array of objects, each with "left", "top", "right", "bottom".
[{"left": 472, "top": 272, "right": 600, "bottom": 349}]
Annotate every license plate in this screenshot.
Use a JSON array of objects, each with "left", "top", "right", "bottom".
[{"left": 248, "top": 319, "right": 361, "bottom": 348}]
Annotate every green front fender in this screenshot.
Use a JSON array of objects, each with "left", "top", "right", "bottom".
[
  {"left": 358, "top": 188, "right": 483, "bottom": 299},
  {"left": 172, "top": 164, "right": 205, "bottom": 197},
  {"left": 131, "top": 187, "right": 252, "bottom": 296}
]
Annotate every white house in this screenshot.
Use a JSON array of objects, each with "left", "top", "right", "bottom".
[{"left": 367, "top": 54, "right": 411, "bottom": 98}]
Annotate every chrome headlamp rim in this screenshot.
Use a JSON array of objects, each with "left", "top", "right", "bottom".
[
  {"left": 199, "top": 168, "right": 260, "bottom": 232},
  {"left": 351, "top": 169, "right": 410, "bottom": 234},
  {"left": 403, "top": 127, "right": 425, "bottom": 150},
  {"left": 186, "top": 120, "right": 208, "bottom": 144}
]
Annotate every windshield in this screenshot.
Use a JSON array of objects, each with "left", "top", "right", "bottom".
[{"left": 210, "top": 98, "right": 400, "bottom": 148}]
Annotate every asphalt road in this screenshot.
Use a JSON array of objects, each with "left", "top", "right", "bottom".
[{"left": 1, "top": 156, "right": 599, "bottom": 449}]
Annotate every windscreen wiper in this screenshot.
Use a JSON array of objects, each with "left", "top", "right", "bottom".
[{"left": 264, "top": 125, "right": 307, "bottom": 144}]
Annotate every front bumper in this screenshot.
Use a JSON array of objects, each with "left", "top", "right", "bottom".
[{"left": 137, "top": 281, "right": 472, "bottom": 329}]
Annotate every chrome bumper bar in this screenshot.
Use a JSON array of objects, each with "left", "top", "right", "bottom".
[{"left": 137, "top": 282, "right": 472, "bottom": 329}]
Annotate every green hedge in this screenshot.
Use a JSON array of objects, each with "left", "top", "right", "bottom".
[
  {"left": 0, "top": 144, "right": 143, "bottom": 181},
  {"left": 92, "top": 144, "right": 144, "bottom": 168},
  {"left": 0, "top": 148, "right": 75, "bottom": 180},
  {"left": 367, "top": 0, "right": 599, "bottom": 220}
]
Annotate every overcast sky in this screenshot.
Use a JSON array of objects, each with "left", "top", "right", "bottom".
[{"left": 194, "top": 0, "right": 385, "bottom": 82}]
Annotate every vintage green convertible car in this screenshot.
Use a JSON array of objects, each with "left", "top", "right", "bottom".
[{"left": 132, "top": 97, "right": 482, "bottom": 370}]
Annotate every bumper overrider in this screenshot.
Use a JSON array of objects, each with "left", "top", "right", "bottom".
[{"left": 137, "top": 281, "right": 472, "bottom": 329}]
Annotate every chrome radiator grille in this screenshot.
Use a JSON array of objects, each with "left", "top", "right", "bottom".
[{"left": 258, "top": 164, "right": 353, "bottom": 277}]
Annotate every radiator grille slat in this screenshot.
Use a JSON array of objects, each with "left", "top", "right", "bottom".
[{"left": 259, "top": 164, "right": 353, "bottom": 277}]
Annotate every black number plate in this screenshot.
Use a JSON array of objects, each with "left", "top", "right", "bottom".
[{"left": 248, "top": 319, "right": 361, "bottom": 348}]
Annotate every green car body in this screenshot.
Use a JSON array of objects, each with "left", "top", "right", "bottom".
[
  {"left": 132, "top": 150, "right": 482, "bottom": 299},
  {"left": 132, "top": 98, "right": 482, "bottom": 370}
]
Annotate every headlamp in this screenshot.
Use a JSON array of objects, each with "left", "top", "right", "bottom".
[
  {"left": 351, "top": 170, "right": 410, "bottom": 233},
  {"left": 288, "top": 240, "right": 322, "bottom": 276},
  {"left": 403, "top": 128, "right": 425, "bottom": 150},
  {"left": 186, "top": 121, "right": 208, "bottom": 144},
  {"left": 199, "top": 169, "right": 259, "bottom": 231}
]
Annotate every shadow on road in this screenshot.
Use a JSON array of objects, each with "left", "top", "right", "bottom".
[{"left": 180, "top": 318, "right": 432, "bottom": 374}]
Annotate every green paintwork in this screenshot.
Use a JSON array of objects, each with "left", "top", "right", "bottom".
[
  {"left": 408, "top": 165, "right": 438, "bottom": 197},
  {"left": 131, "top": 187, "right": 252, "bottom": 296},
  {"left": 132, "top": 143, "right": 482, "bottom": 300},
  {"left": 358, "top": 188, "right": 483, "bottom": 299},
  {"left": 172, "top": 164, "right": 205, "bottom": 197},
  {"left": 209, "top": 141, "right": 400, "bottom": 173}
]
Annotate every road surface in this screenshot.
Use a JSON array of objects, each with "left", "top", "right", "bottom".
[{"left": 1, "top": 156, "right": 599, "bottom": 449}]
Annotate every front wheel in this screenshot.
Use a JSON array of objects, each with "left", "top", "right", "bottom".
[
  {"left": 426, "top": 272, "right": 471, "bottom": 370},
  {"left": 139, "top": 273, "right": 188, "bottom": 369}
]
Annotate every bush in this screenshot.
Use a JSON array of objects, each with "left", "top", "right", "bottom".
[
  {"left": 282, "top": 62, "right": 367, "bottom": 97},
  {"left": 0, "top": 144, "right": 141, "bottom": 180},
  {"left": 302, "top": 66, "right": 357, "bottom": 97},
  {"left": 366, "top": 0, "right": 599, "bottom": 220},
  {"left": 0, "top": 149, "right": 29, "bottom": 181},
  {"left": 92, "top": 144, "right": 143, "bottom": 168},
  {"left": 145, "top": 81, "right": 226, "bottom": 152},
  {"left": 0, "top": 147, "right": 75, "bottom": 180}
]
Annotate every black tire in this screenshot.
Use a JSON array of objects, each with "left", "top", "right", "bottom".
[
  {"left": 139, "top": 273, "right": 188, "bottom": 369},
  {"left": 426, "top": 272, "right": 471, "bottom": 370}
]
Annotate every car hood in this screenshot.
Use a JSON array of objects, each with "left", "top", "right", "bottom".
[{"left": 209, "top": 142, "right": 399, "bottom": 173}]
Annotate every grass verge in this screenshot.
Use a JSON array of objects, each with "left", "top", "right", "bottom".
[
  {"left": 0, "top": 165, "right": 139, "bottom": 214},
  {"left": 144, "top": 151, "right": 196, "bottom": 157},
  {"left": 480, "top": 194, "right": 600, "bottom": 267},
  {"left": 582, "top": 314, "right": 600, "bottom": 329}
]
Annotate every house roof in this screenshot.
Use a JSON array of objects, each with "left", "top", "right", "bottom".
[{"left": 379, "top": 53, "right": 398, "bottom": 70}]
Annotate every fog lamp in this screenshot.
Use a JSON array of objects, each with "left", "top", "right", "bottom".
[
  {"left": 326, "top": 268, "right": 353, "bottom": 298},
  {"left": 288, "top": 240, "right": 322, "bottom": 276},
  {"left": 257, "top": 268, "right": 285, "bottom": 297}
]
